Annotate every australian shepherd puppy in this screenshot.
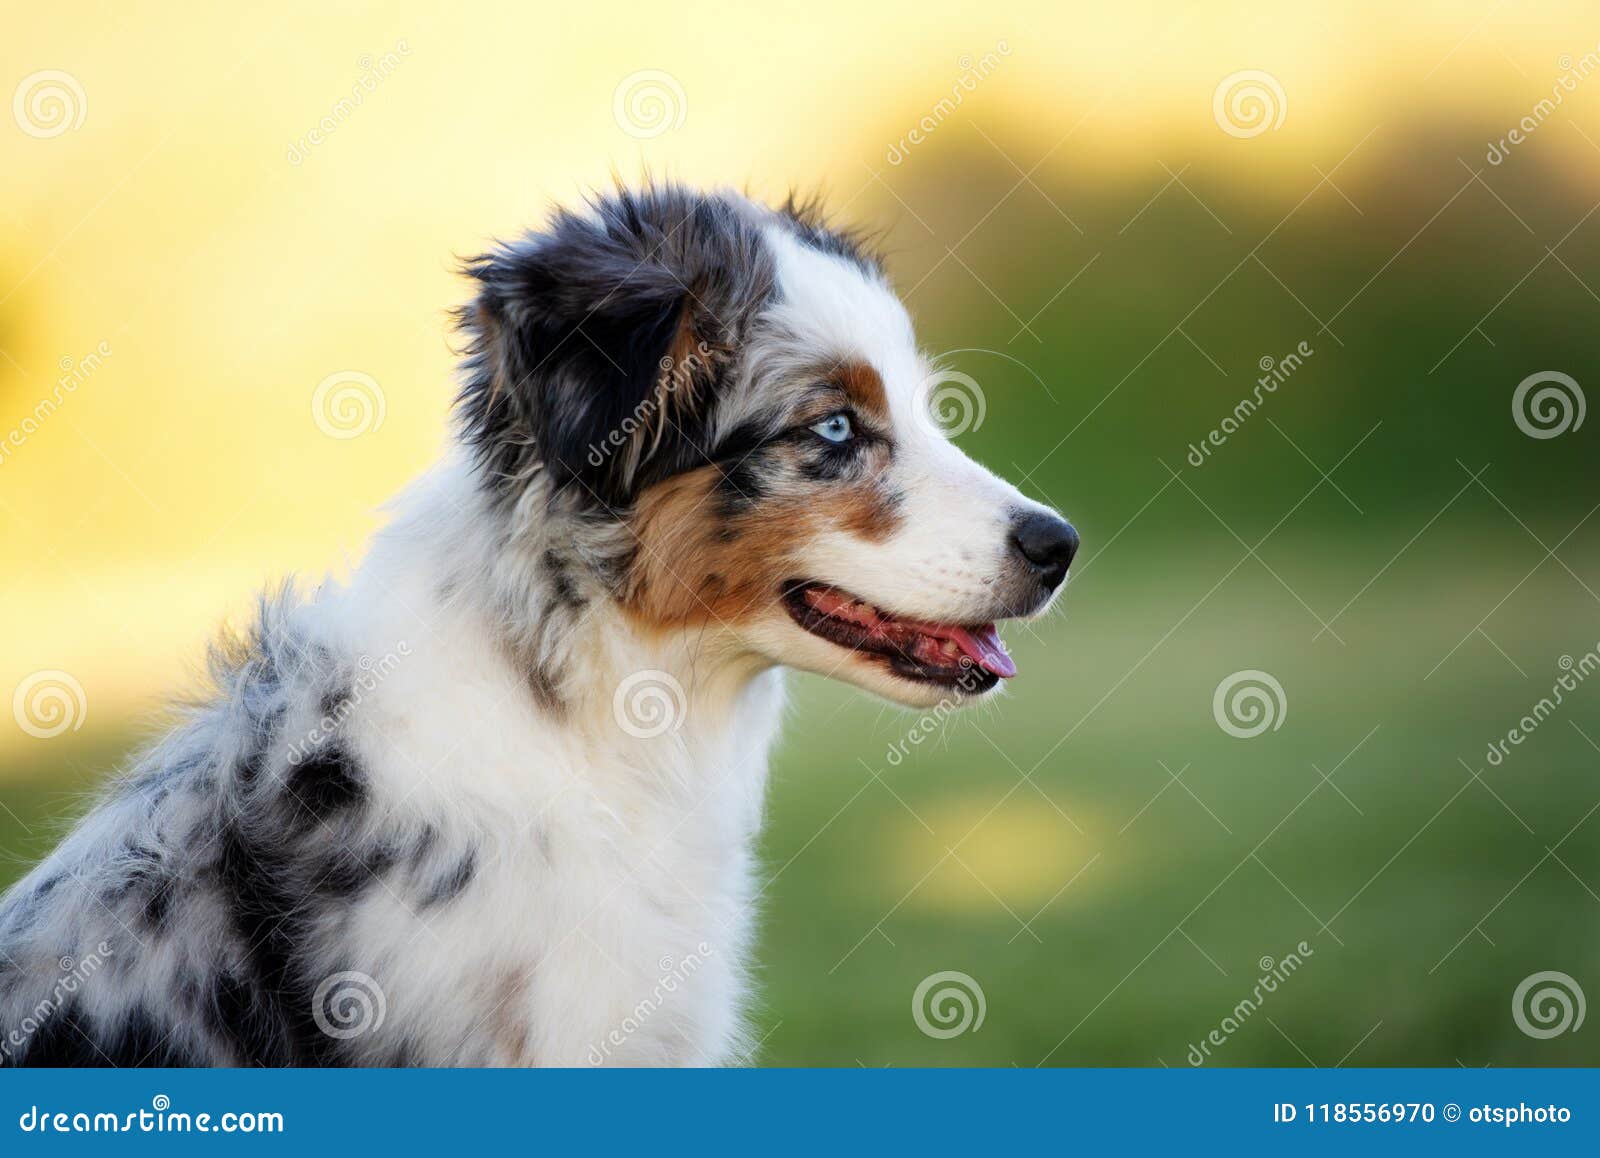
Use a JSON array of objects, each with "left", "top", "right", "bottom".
[{"left": 0, "top": 183, "right": 1078, "bottom": 1067}]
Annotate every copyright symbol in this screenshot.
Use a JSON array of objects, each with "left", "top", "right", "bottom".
[{"left": 1443, "top": 1103, "right": 1461, "bottom": 1122}]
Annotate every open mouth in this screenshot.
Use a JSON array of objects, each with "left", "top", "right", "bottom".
[{"left": 780, "top": 580, "right": 1016, "bottom": 693}]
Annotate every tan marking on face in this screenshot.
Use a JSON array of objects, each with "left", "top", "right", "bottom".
[
  {"left": 625, "top": 436, "right": 904, "bottom": 631},
  {"left": 831, "top": 360, "right": 889, "bottom": 424},
  {"left": 816, "top": 362, "right": 902, "bottom": 542},
  {"left": 819, "top": 476, "right": 903, "bottom": 542},
  {"left": 625, "top": 466, "right": 811, "bottom": 629}
]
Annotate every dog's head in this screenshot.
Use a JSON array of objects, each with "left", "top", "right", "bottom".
[{"left": 457, "top": 185, "right": 1077, "bottom": 708}]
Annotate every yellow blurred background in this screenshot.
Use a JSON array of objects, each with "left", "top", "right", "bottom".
[{"left": 4, "top": 1, "right": 1599, "bottom": 738}]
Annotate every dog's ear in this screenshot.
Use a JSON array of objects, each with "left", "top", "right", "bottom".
[{"left": 456, "top": 188, "right": 769, "bottom": 509}]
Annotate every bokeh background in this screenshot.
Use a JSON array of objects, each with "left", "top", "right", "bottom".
[{"left": 3, "top": 1, "right": 1598, "bottom": 1065}]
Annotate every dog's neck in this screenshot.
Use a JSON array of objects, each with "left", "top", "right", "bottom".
[{"left": 345, "top": 454, "right": 786, "bottom": 804}]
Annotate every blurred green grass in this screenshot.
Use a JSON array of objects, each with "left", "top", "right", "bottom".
[{"left": 751, "top": 532, "right": 1600, "bottom": 1066}]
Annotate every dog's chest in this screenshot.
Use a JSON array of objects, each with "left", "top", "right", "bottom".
[
  {"left": 343, "top": 625, "right": 787, "bottom": 1065},
  {"left": 361, "top": 702, "right": 774, "bottom": 1066}
]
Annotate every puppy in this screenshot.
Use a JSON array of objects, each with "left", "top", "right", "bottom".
[{"left": 0, "top": 184, "right": 1077, "bottom": 1066}]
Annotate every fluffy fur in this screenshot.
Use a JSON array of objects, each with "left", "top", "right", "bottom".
[{"left": 0, "top": 184, "right": 1077, "bottom": 1066}]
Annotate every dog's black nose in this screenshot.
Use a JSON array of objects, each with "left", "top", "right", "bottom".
[{"left": 1011, "top": 511, "right": 1079, "bottom": 589}]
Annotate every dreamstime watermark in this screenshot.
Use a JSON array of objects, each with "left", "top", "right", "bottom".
[
  {"left": 1484, "top": 645, "right": 1599, "bottom": 767},
  {"left": 613, "top": 669, "right": 687, "bottom": 739},
  {"left": 586, "top": 943, "right": 714, "bottom": 1064},
  {"left": 1186, "top": 941, "right": 1313, "bottom": 1064},
  {"left": 1186, "top": 340, "right": 1313, "bottom": 467},
  {"left": 612, "top": 70, "right": 686, "bottom": 139},
  {"left": 912, "top": 970, "right": 986, "bottom": 1039},
  {"left": 12, "top": 69, "right": 86, "bottom": 138},
  {"left": 585, "top": 340, "right": 722, "bottom": 468},
  {"left": 0, "top": 341, "right": 112, "bottom": 468},
  {"left": 884, "top": 659, "right": 992, "bottom": 767},
  {"left": 914, "top": 368, "right": 986, "bottom": 439},
  {"left": 1512, "top": 970, "right": 1586, "bottom": 1039},
  {"left": 311, "top": 370, "right": 386, "bottom": 439},
  {"left": 18, "top": 1097, "right": 284, "bottom": 1135},
  {"left": 1487, "top": 43, "right": 1600, "bottom": 165},
  {"left": 12, "top": 669, "right": 87, "bottom": 739},
  {"left": 1212, "top": 670, "right": 1287, "bottom": 738},
  {"left": 311, "top": 971, "right": 386, "bottom": 1040},
  {"left": 886, "top": 42, "right": 1012, "bottom": 165},
  {"left": 1212, "top": 69, "right": 1287, "bottom": 139},
  {"left": 285, "top": 643, "right": 412, "bottom": 766},
  {"left": 1512, "top": 371, "right": 1585, "bottom": 439},
  {"left": 0, "top": 943, "right": 113, "bottom": 1062},
  {"left": 286, "top": 42, "right": 411, "bottom": 165}
]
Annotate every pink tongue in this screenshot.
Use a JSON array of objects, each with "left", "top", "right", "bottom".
[
  {"left": 942, "top": 624, "right": 1017, "bottom": 679},
  {"left": 802, "top": 587, "right": 1017, "bottom": 678}
]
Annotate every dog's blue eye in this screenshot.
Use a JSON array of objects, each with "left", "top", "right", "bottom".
[{"left": 810, "top": 413, "right": 854, "bottom": 443}]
